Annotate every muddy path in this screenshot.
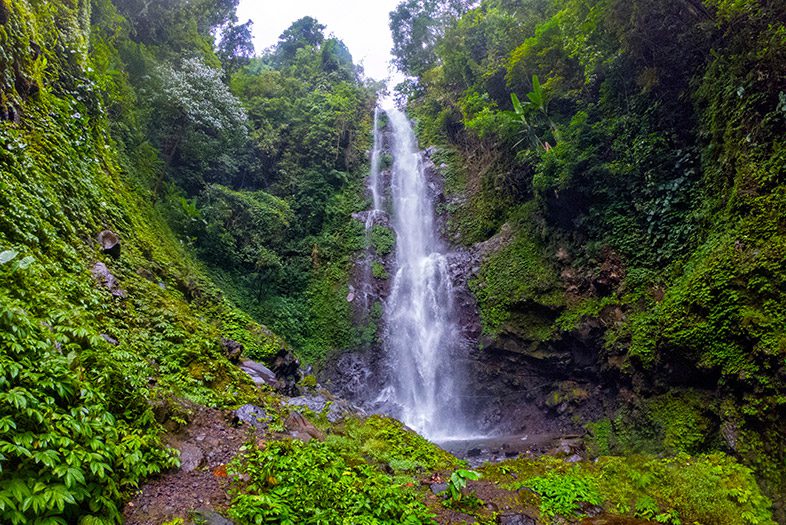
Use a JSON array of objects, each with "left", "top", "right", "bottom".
[{"left": 123, "top": 402, "right": 260, "bottom": 525}]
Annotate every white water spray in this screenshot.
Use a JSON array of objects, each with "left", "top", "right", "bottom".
[{"left": 381, "top": 107, "right": 469, "bottom": 440}]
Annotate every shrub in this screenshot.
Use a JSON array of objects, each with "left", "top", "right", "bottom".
[{"left": 228, "top": 439, "right": 436, "bottom": 524}]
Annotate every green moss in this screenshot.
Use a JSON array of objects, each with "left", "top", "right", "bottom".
[
  {"left": 470, "top": 203, "right": 563, "bottom": 335},
  {"left": 584, "top": 392, "right": 719, "bottom": 458},
  {"left": 371, "top": 260, "right": 388, "bottom": 279},
  {"left": 556, "top": 295, "right": 619, "bottom": 332},
  {"left": 327, "top": 415, "right": 460, "bottom": 475},
  {"left": 370, "top": 224, "right": 395, "bottom": 255},
  {"left": 483, "top": 453, "right": 774, "bottom": 525},
  {"left": 228, "top": 438, "right": 436, "bottom": 524},
  {"left": 585, "top": 419, "right": 613, "bottom": 457}
]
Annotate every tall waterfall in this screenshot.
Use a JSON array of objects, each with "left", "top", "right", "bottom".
[
  {"left": 368, "top": 107, "right": 383, "bottom": 214},
  {"left": 380, "top": 107, "right": 468, "bottom": 440}
]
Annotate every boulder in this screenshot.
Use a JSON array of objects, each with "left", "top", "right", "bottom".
[
  {"left": 285, "top": 392, "right": 358, "bottom": 423},
  {"left": 97, "top": 230, "right": 121, "bottom": 258},
  {"left": 240, "top": 359, "right": 278, "bottom": 386},
  {"left": 272, "top": 349, "right": 301, "bottom": 396},
  {"left": 430, "top": 482, "right": 448, "bottom": 495},
  {"left": 179, "top": 442, "right": 204, "bottom": 473},
  {"left": 284, "top": 411, "right": 324, "bottom": 442},
  {"left": 233, "top": 404, "right": 269, "bottom": 430},
  {"left": 91, "top": 262, "right": 127, "bottom": 298},
  {"left": 498, "top": 514, "right": 536, "bottom": 525},
  {"left": 220, "top": 338, "right": 243, "bottom": 363}
]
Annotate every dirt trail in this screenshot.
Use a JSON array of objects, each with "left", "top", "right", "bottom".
[{"left": 123, "top": 403, "right": 258, "bottom": 525}]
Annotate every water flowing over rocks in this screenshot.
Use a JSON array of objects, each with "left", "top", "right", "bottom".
[{"left": 324, "top": 107, "right": 620, "bottom": 452}]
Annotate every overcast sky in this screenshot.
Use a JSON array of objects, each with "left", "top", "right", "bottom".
[{"left": 236, "top": 0, "right": 402, "bottom": 82}]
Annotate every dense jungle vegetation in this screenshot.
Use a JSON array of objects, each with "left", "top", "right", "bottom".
[
  {"left": 0, "top": 0, "right": 784, "bottom": 523},
  {"left": 0, "top": 0, "right": 377, "bottom": 521},
  {"left": 390, "top": 0, "right": 786, "bottom": 518}
]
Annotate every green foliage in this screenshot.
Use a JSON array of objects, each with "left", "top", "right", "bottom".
[
  {"left": 524, "top": 470, "right": 602, "bottom": 521},
  {"left": 369, "top": 225, "right": 396, "bottom": 256},
  {"left": 371, "top": 261, "right": 389, "bottom": 280},
  {"left": 446, "top": 469, "right": 481, "bottom": 502},
  {"left": 584, "top": 391, "right": 719, "bottom": 458},
  {"left": 228, "top": 439, "right": 436, "bottom": 524},
  {"left": 148, "top": 56, "right": 250, "bottom": 193},
  {"left": 208, "top": 18, "right": 376, "bottom": 362},
  {"left": 470, "top": 204, "right": 562, "bottom": 334},
  {"left": 0, "top": 1, "right": 289, "bottom": 522},
  {"left": 274, "top": 16, "right": 325, "bottom": 66},
  {"left": 0, "top": 296, "right": 179, "bottom": 524},
  {"left": 325, "top": 415, "right": 460, "bottom": 475},
  {"left": 484, "top": 453, "right": 774, "bottom": 525},
  {"left": 397, "top": 0, "right": 786, "bottom": 509},
  {"left": 390, "top": 0, "right": 471, "bottom": 77}
]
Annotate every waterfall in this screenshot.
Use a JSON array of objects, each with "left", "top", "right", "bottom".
[
  {"left": 354, "top": 108, "right": 385, "bottom": 317},
  {"left": 381, "top": 107, "right": 469, "bottom": 440},
  {"left": 368, "top": 107, "right": 383, "bottom": 215}
]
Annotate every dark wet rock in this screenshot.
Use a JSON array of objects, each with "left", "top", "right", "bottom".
[
  {"left": 284, "top": 411, "right": 324, "bottom": 442},
  {"left": 318, "top": 350, "right": 389, "bottom": 413},
  {"left": 580, "top": 503, "right": 604, "bottom": 518},
  {"left": 595, "top": 248, "right": 624, "bottom": 296},
  {"left": 498, "top": 513, "right": 536, "bottom": 525},
  {"left": 189, "top": 509, "right": 234, "bottom": 525},
  {"left": 233, "top": 404, "right": 269, "bottom": 430},
  {"left": 220, "top": 338, "right": 243, "bottom": 363},
  {"left": 548, "top": 437, "right": 584, "bottom": 457},
  {"left": 240, "top": 359, "right": 278, "bottom": 386},
  {"left": 91, "top": 262, "right": 127, "bottom": 298},
  {"left": 430, "top": 482, "right": 448, "bottom": 495},
  {"left": 721, "top": 419, "right": 738, "bottom": 451},
  {"left": 285, "top": 392, "right": 360, "bottom": 423},
  {"left": 150, "top": 397, "right": 194, "bottom": 432},
  {"left": 179, "top": 442, "right": 204, "bottom": 473},
  {"left": 97, "top": 230, "right": 121, "bottom": 258},
  {"left": 272, "top": 349, "right": 301, "bottom": 396},
  {"left": 286, "top": 394, "right": 330, "bottom": 415}
]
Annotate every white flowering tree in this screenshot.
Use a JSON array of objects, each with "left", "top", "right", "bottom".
[{"left": 150, "top": 56, "right": 250, "bottom": 193}]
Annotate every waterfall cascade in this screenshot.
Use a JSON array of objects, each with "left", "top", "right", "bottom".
[{"left": 368, "top": 106, "right": 470, "bottom": 440}]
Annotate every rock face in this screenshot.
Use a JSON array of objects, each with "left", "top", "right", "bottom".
[
  {"left": 240, "top": 359, "right": 278, "bottom": 387},
  {"left": 284, "top": 411, "right": 324, "bottom": 442},
  {"left": 285, "top": 390, "right": 362, "bottom": 423},
  {"left": 271, "top": 349, "right": 301, "bottom": 396},
  {"left": 233, "top": 404, "right": 269, "bottom": 430},
  {"left": 97, "top": 230, "right": 121, "bottom": 258},
  {"left": 220, "top": 338, "right": 243, "bottom": 363},
  {"left": 91, "top": 262, "right": 127, "bottom": 298}
]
